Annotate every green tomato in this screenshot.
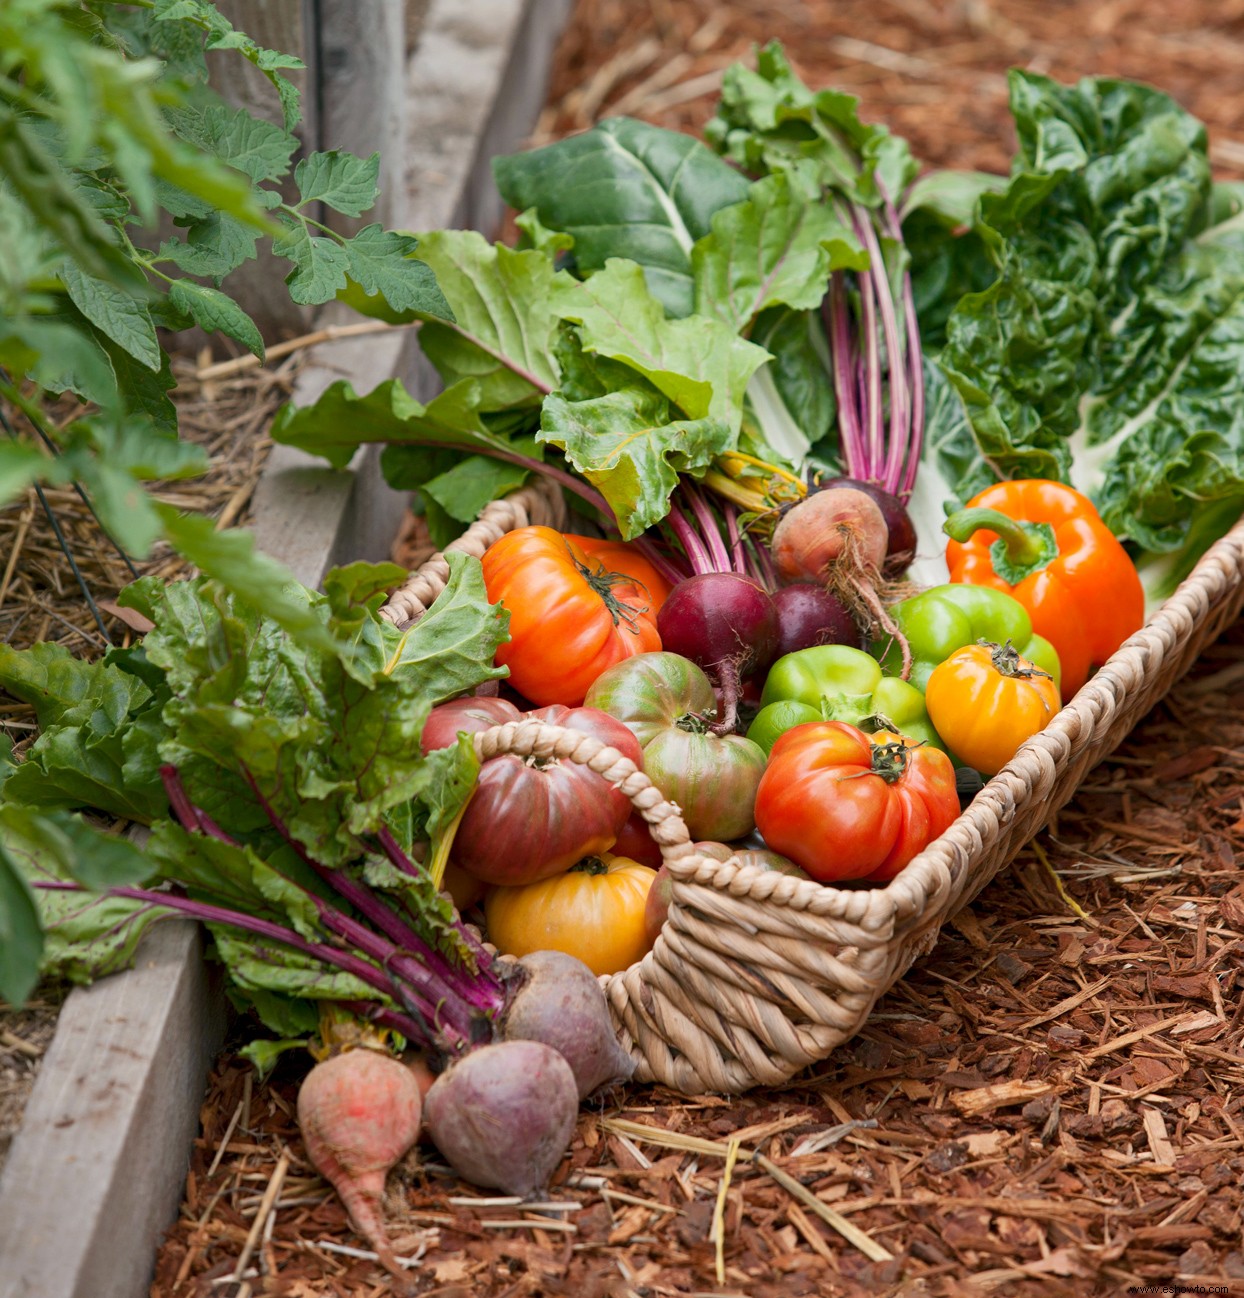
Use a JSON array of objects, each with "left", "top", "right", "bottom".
[
  {"left": 875, "top": 584, "right": 1062, "bottom": 694},
  {"left": 748, "top": 644, "right": 942, "bottom": 756}
]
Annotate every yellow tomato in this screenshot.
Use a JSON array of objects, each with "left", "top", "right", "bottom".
[
  {"left": 925, "top": 641, "right": 1062, "bottom": 775},
  {"left": 484, "top": 853, "right": 656, "bottom": 977}
]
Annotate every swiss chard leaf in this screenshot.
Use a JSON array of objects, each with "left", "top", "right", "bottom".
[
  {"left": 541, "top": 385, "right": 733, "bottom": 539},
  {"left": 494, "top": 118, "right": 751, "bottom": 318},
  {"left": 932, "top": 70, "right": 1244, "bottom": 568},
  {"left": 691, "top": 168, "right": 868, "bottom": 332},
  {"left": 550, "top": 259, "right": 769, "bottom": 432}
]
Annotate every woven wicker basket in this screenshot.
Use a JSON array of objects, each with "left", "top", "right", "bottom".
[{"left": 381, "top": 478, "right": 1244, "bottom": 1094}]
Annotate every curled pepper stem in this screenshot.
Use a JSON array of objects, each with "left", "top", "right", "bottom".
[{"left": 943, "top": 507, "right": 1058, "bottom": 584}]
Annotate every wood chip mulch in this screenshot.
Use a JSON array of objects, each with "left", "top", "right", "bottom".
[
  {"left": 150, "top": 621, "right": 1244, "bottom": 1298},
  {"left": 150, "top": 2, "right": 1244, "bottom": 1295}
]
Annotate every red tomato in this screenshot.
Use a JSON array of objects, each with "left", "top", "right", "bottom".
[
  {"left": 482, "top": 527, "right": 663, "bottom": 706},
  {"left": 754, "top": 721, "right": 959, "bottom": 884},
  {"left": 563, "top": 535, "right": 674, "bottom": 612}
]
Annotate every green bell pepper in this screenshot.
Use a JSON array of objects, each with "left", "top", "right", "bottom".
[
  {"left": 747, "top": 644, "right": 942, "bottom": 757},
  {"left": 875, "top": 584, "right": 1062, "bottom": 693}
]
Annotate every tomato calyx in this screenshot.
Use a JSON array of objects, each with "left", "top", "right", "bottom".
[
  {"left": 674, "top": 709, "right": 717, "bottom": 735},
  {"left": 577, "top": 555, "right": 651, "bottom": 632},
  {"left": 982, "top": 638, "right": 1055, "bottom": 681},
  {"left": 858, "top": 710, "right": 898, "bottom": 736},
  {"left": 868, "top": 738, "right": 913, "bottom": 785},
  {"left": 570, "top": 855, "right": 611, "bottom": 876}
]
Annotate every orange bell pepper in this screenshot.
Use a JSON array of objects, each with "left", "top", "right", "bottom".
[{"left": 942, "top": 480, "right": 1144, "bottom": 700}]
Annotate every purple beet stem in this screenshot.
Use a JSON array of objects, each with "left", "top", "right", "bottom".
[
  {"left": 32, "top": 879, "right": 437, "bottom": 1048},
  {"left": 235, "top": 767, "right": 505, "bottom": 1032}
]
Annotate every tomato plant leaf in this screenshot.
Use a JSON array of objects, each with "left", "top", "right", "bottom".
[
  {"left": 294, "top": 150, "right": 380, "bottom": 218},
  {"left": 272, "top": 220, "right": 350, "bottom": 305},
  {"left": 168, "top": 279, "right": 264, "bottom": 360},
  {"left": 60, "top": 261, "right": 161, "bottom": 371},
  {"left": 341, "top": 225, "right": 452, "bottom": 319}
]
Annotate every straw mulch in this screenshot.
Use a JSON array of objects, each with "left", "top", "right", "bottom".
[{"left": 0, "top": 352, "right": 300, "bottom": 1175}]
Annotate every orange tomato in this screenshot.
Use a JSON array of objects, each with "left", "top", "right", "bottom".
[
  {"left": 482, "top": 527, "right": 663, "bottom": 706},
  {"left": 484, "top": 853, "right": 656, "bottom": 977}
]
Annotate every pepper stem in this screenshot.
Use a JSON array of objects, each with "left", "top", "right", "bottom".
[{"left": 943, "top": 507, "right": 1058, "bottom": 585}]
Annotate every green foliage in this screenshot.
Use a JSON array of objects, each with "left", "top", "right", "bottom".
[
  {"left": 926, "top": 71, "right": 1244, "bottom": 579},
  {"left": 2, "top": 557, "right": 506, "bottom": 1032},
  {"left": 0, "top": 0, "right": 453, "bottom": 619}
]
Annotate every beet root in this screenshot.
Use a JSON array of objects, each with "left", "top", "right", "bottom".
[
  {"left": 423, "top": 1039, "right": 578, "bottom": 1196},
  {"left": 297, "top": 1049, "right": 423, "bottom": 1284},
  {"left": 503, "top": 949, "right": 636, "bottom": 1099}
]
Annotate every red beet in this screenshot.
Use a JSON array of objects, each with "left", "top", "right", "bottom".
[
  {"left": 656, "top": 573, "right": 778, "bottom": 733},
  {"left": 423, "top": 1040, "right": 578, "bottom": 1196},
  {"left": 503, "top": 949, "right": 635, "bottom": 1098},
  {"left": 771, "top": 583, "right": 860, "bottom": 656},
  {"left": 297, "top": 1050, "right": 423, "bottom": 1284}
]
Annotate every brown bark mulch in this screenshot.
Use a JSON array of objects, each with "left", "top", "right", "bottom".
[{"left": 150, "top": 621, "right": 1244, "bottom": 1298}]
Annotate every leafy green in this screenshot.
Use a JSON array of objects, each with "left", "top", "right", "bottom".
[
  {"left": 928, "top": 71, "right": 1244, "bottom": 574},
  {"left": 691, "top": 168, "right": 867, "bottom": 332},
  {"left": 541, "top": 386, "right": 733, "bottom": 539},
  {"left": 550, "top": 259, "right": 769, "bottom": 431},
  {"left": 493, "top": 117, "right": 751, "bottom": 317},
  {"left": 0, "top": 807, "right": 161, "bottom": 989},
  {"left": 706, "top": 41, "right": 918, "bottom": 209}
]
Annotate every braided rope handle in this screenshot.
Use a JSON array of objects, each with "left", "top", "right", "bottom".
[
  {"left": 380, "top": 477, "right": 567, "bottom": 630},
  {"left": 469, "top": 717, "right": 901, "bottom": 1092}
]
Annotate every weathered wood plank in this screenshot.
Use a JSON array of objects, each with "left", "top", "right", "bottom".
[
  {"left": 318, "top": 0, "right": 407, "bottom": 231},
  {"left": 0, "top": 923, "right": 227, "bottom": 1298}
]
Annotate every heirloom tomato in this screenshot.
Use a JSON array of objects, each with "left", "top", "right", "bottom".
[
  {"left": 482, "top": 526, "right": 663, "bottom": 706},
  {"left": 924, "top": 640, "right": 1061, "bottom": 775},
  {"left": 484, "top": 853, "right": 656, "bottom": 977},
  {"left": 421, "top": 696, "right": 642, "bottom": 886},
  {"left": 585, "top": 652, "right": 767, "bottom": 841},
  {"left": 754, "top": 721, "right": 958, "bottom": 883}
]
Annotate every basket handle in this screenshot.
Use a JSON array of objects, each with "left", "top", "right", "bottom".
[
  {"left": 470, "top": 718, "right": 704, "bottom": 874},
  {"left": 380, "top": 479, "right": 567, "bottom": 630}
]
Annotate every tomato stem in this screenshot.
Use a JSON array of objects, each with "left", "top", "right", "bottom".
[
  {"left": 570, "top": 856, "right": 611, "bottom": 876},
  {"left": 982, "top": 638, "right": 1055, "bottom": 680},
  {"left": 868, "top": 739, "right": 911, "bottom": 784}
]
